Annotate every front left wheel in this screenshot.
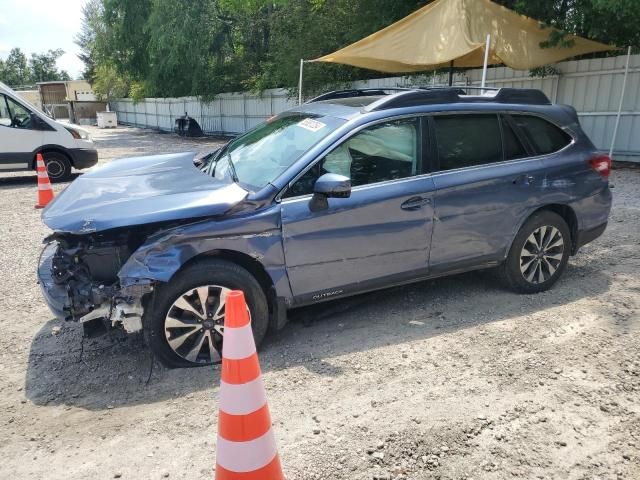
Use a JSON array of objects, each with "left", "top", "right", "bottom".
[{"left": 144, "top": 259, "right": 269, "bottom": 368}]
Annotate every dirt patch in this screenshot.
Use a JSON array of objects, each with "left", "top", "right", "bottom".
[{"left": 0, "top": 128, "right": 638, "bottom": 479}]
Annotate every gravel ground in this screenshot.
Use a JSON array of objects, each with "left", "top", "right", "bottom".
[{"left": 0, "top": 126, "right": 638, "bottom": 480}]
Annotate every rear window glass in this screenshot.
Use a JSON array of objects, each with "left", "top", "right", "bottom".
[
  {"left": 512, "top": 115, "right": 571, "bottom": 155},
  {"left": 434, "top": 114, "right": 502, "bottom": 170}
]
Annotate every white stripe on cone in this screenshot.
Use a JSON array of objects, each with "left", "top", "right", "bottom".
[
  {"left": 38, "top": 184, "right": 53, "bottom": 191},
  {"left": 219, "top": 376, "right": 267, "bottom": 415},
  {"left": 216, "top": 429, "right": 278, "bottom": 473},
  {"left": 222, "top": 323, "right": 257, "bottom": 359}
]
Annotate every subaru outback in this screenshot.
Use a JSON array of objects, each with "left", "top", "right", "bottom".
[{"left": 38, "top": 87, "right": 612, "bottom": 367}]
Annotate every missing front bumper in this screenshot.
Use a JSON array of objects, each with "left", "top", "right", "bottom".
[{"left": 37, "top": 241, "right": 152, "bottom": 334}]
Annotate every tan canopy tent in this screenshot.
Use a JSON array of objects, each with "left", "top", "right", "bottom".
[
  {"left": 297, "top": 0, "right": 631, "bottom": 157},
  {"left": 310, "top": 0, "right": 614, "bottom": 72}
]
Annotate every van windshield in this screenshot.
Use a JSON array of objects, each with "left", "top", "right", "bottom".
[{"left": 202, "top": 112, "right": 345, "bottom": 190}]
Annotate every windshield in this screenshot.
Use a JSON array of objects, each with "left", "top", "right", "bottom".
[{"left": 202, "top": 112, "right": 345, "bottom": 190}]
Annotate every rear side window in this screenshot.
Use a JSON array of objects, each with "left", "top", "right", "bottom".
[
  {"left": 501, "top": 117, "right": 528, "bottom": 160},
  {"left": 434, "top": 114, "right": 502, "bottom": 170},
  {"left": 511, "top": 115, "right": 571, "bottom": 155}
]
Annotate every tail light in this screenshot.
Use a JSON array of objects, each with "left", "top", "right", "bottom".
[{"left": 588, "top": 154, "right": 611, "bottom": 178}]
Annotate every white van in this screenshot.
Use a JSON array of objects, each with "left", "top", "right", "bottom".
[{"left": 0, "top": 81, "right": 98, "bottom": 182}]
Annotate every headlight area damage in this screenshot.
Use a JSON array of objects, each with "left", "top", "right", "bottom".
[{"left": 38, "top": 227, "right": 156, "bottom": 337}]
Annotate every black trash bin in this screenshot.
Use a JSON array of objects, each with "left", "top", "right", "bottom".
[{"left": 174, "top": 112, "right": 204, "bottom": 137}]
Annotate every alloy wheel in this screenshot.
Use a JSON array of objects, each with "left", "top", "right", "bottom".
[
  {"left": 519, "top": 226, "right": 564, "bottom": 284},
  {"left": 164, "top": 285, "right": 231, "bottom": 364}
]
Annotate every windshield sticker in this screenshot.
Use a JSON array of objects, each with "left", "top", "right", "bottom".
[{"left": 298, "top": 118, "right": 326, "bottom": 132}]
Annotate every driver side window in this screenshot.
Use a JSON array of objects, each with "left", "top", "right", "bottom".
[
  {"left": 284, "top": 117, "right": 420, "bottom": 198},
  {"left": 0, "top": 94, "right": 32, "bottom": 129}
]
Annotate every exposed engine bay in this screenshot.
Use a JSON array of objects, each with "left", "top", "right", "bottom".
[{"left": 39, "top": 226, "right": 157, "bottom": 337}]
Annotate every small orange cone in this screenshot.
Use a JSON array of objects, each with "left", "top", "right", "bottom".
[
  {"left": 215, "top": 291, "right": 284, "bottom": 480},
  {"left": 34, "top": 153, "right": 54, "bottom": 209}
]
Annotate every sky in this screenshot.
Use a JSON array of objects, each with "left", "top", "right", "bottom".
[{"left": 0, "top": 0, "right": 87, "bottom": 79}]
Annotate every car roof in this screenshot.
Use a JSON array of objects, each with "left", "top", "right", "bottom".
[{"left": 289, "top": 87, "right": 576, "bottom": 126}]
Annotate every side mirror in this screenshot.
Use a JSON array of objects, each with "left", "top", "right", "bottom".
[
  {"left": 309, "top": 173, "right": 351, "bottom": 212},
  {"left": 313, "top": 173, "right": 351, "bottom": 198}
]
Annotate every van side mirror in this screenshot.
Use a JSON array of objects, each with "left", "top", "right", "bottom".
[{"left": 309, "top": 173, "right": 351, "bottom": 211}]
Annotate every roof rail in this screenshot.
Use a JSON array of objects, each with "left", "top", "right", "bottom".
[
  {"left": 366, "top": 87, "right": 551, "bottom": 110},
  {"left": 308, "top": 87, "right": 411, "bottom": 103},
  {"left": 493, "top": 88, "right": 551, "bottom": 105}
]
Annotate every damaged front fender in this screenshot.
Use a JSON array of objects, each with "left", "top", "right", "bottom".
[{"left": 118, "top": 204, "right": 293, "bottom": 300}]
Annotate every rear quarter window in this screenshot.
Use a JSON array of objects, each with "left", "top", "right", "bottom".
[{"left": 512, "top": 115, "right": 572, "bottom": 155}]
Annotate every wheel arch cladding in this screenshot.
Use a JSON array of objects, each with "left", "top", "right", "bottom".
[
  {"left": 504, "top": 203, "right": 578, "bottom": 260},
  {"left": 530, "top": 204, "right": 578, "bottom": 249},
  {"left": 32, "top": 145, "right": 72, "bottom": 169},
  {"left": 181, "top": 249, "right": 276, "bottom": 299},
  {"left": 117, "top": 207, "right": 293, "bottom": 300}
]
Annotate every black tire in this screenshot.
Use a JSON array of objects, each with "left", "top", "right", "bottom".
[
  {"left": 43, "top": 152, "right": 73, "bottom": 182},
  {"left": 144, "top": 258, "right": 269, "bottom": 368},
  {"left": 499, "top": 211, "right": 571, "bottom": 294}
]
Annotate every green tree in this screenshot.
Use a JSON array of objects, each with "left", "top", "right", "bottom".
[
  {"left": 1, "top": 48, "right": 31, "bottom": 86},
  {"left": 256, "top": 0, "right": 430, "bottom": 94},
  {"left": 29, "top": 49, "right": 70, "bottom": 83},
  {"left": 75, "top": 0, "right": 105, "bottom": 80},
  {"left": 145, "top": 0, "right": 219, "bottom": 97},
  {"left": 75, "top": 0, "right": 640, "bottom": 98},
  {"left": 92, "top": 63, "right": 130, "bottom": 101},
  {"left": 498, "top": 0, "right": 640, "bottom": 48},
  {"left": 101, "top": 0, "right": 153, "bottom": 81}
]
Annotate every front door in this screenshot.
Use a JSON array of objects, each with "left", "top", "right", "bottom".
[
  {"left": 280, "top": 117, "right": 436, "bottom": 303},
  {"left": 0, "top": 93, "right": 43, "bottom": 171}
]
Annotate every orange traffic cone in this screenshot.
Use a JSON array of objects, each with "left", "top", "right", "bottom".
[
  {"left": 215, "top": 291, "right": 284, "bottom": 480},
  {"left": 34, "top": 153, "right": 54, "bottom": 209}
]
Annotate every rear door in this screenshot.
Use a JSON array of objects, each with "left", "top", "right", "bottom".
[
  {"left": 428, "top": 113, "right": 544, "bottom": 274},
  {"left": 280, "top": 116, "right": 436, "bottom": 303},
  {"left": 0, "top": 93, "right": 43, "bottom": 171}
]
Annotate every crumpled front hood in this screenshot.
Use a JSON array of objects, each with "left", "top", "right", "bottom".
[{"left": 42, "top": 152, "right": 248, "bottom": 234}]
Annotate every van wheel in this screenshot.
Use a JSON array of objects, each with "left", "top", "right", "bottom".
[
  {"left": 500, "top": 211, "right": 571, "bottom": 294},
  {"left": 44, "top": 152, "right": 72, "bottom": 182},
  {"left": 144, "top": 259, "right": 269, "bottom": 368}
]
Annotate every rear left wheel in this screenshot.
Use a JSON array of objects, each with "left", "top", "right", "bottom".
[{"left": 500, "top": 211, "right": 571, "bottom": 293}]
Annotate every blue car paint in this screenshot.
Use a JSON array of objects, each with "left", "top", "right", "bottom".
[
  {"left": 42, "top": 152, "right": 248, "bottom": 233},
  {"left": 281, "top": 175, "right": 436, "bottom": 300},
  {"left": 39, "top": 94, "right": 612, "bottom": 325},
  {"left": 117, "top": 205, "right": 294, "bottom": 302},
  {"left": 429, "top": 156, "right": 546, "bottom": 273}
]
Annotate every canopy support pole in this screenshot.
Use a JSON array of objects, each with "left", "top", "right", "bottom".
[
  {"left": 480, "top": 33, "right": 491, "bottom": 91},
  {"left": 609, "top": 46, "right": 632, "bottom": 159},
  {"left": 298, "top": 59, "right": 305, "bottom": 105},
  {"left": 448, "top": 61, "right": 454, "bottom": 86}
]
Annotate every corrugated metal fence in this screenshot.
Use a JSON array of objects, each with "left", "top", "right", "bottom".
[{"left": 111, "top": 53, "right": 640, "bottom": 161}]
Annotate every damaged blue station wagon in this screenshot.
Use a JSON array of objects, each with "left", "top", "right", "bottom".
[{"left": 38, "top": 87, "right": 612, "bottom": 367}]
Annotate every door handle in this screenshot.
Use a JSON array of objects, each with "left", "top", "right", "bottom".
[
  {"left": 513, "top": 174, "right": 535, "bottom": 185},
  {"left": 401, "top": 196, "right": 431, "bottom": 211}
]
